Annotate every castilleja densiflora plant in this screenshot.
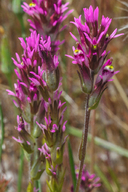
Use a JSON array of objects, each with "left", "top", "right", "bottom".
[
  {"left": 7, "top": 1, "right": 72, "bottom": 192},
  {"left": 6, "top": 1, "right": 123, "bottom": 192},
  {"left": 66, "top": 5, "right": 123, "bottom": 192}
]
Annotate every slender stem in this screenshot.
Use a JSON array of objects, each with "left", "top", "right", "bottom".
[
  {"left": 35, "top": 180, "right": 41, "bottom": 192},
  {"left": 90, "top": 110, "right": 96, "bottom": 173},
  {"left": 75, "top": 95, "right": 91, "bottom": 192}
]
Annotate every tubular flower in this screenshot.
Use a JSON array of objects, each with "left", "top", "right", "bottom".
[
  {"left": 38, "top": 143, "right": 52, "bottom": 175},
  {"left": 22, "top": 0, "right": 73, "bottom": 54},
  {"left": 12, "top": 31, "right": 42, "bottom": 79},
  {"left": 39, "top": 36, "right": 60, "bottom": 91},
  {"left": 71, "top": 166, "right": 101, "bottom": 192},
  {"left": 89, "top": 58, "right": 119, "bottom": 110},
  {"left": 30, "top": 36, "right": 60, "bottom": 94},
  {"left": 12, "top": 115, "right": 35, "bottom": 153}
]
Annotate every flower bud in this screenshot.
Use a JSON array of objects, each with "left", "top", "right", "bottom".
[
  {"left": 32, "top": 124, "right": 42, "bottom": 138},
  {"left": 89, "top": 60, "right": 119, "bottom": 110},
  {"left": 13, "top": 116, "right": 35, "bottom": 153},
  {"left": 30, "top": 154, "right": 45, "bottom": 180},
  {"left": 43, "top": 67, "right": 60, "bottom": 92},
  {"left": 51, "top": 136, "right": 67, "bottom": 165},
  {"left": 77, "top": 64, "right": 92, "bottom": 94}
]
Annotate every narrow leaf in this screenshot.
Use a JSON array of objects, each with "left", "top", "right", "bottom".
[
  {"left": 68, "top": 139, "right": 77, "bottom": 190},
  {"left": 67, "top": 126, "right": 128, "bottom": 158},
  {"left": 95, "top": 165, "right": 114, "bottom": 192}
]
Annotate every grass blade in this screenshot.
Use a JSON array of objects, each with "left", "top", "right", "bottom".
[
  {"left": 108, "top": 167, "right": 121, "bottom": 192},
  {"left": 68, "top": 139, "right": 77, "bottom": 190},
  {"left": 95, "top": 165, "right": 114, "bottom": 192},
  {"left": 66, "top": 126, "right": 128, "bottom": 158},
  {"left": 35, "top": 180, "right": 41, "bottom": 192}
]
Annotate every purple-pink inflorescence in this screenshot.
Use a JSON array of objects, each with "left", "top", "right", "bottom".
[
  {"left": 67, "top": 5, "right": 123, "bottom": 70},
  {"left": 66, "top": 5, "right": 122, "bottom": 192},
  {"left": 66, "top": 5, "right": 123, "bottom": 108},
  {"left": 22, "top": 0, "right": 73, "bottom": 54},
  {"left": 7, "top": 0, "right": 71, "bottom": 190}
]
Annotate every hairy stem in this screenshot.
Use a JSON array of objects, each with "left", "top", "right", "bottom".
[
  {"left": 90, "top": 110, "right": 96, "bottom": 173},
  {"left": 75, "top": 95, "right": 91, "bottom": 192}
]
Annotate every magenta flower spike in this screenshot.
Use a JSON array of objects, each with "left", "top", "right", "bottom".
[
  {"left": 22, "top": 0, "right": 73, "bottom": 54},
  {"left": 67, "top": 5, "right": 123, "bottom": 71},
  {"left": 67, "top": 6, "right": 123, "bottom": 192},
  {"left": 7, "top": 0, "right": 69, "bottom": 189},
  {"left": 66, "top": 5, "right": 123, "bottom": 95}
]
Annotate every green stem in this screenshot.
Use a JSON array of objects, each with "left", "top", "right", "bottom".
[
  {"left": 68, "top": 139, "right": 77, "bottom": 190},
  {"left": 90, "top": 110, "right": 96, "bottom": 173},
  {"left": 28, "top": 114, "right": 35, "bottom": 191},
  {"left": 75, "top": 95, "right": 91, "bottom": 192},
  {"left": 35, "top": 180, "right": 41, "bottom": 192},
  {"left": 18, "top": 147, "right": 24, "bottom": 192},
  {"left": 0, "top": 104, "right": 4, "bottom": 163}
]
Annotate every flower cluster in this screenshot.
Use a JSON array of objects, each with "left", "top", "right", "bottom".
[
  {"left": 7, "top": 0, "right": 72, "bottom": 191},
  {"left": 71, "top": 166, "right": 101, "bottom": 192},
  {"left": 22, "top": 0, "right": 73, "bottom": 54},
  {"left": 7, "top": 31, "right": 67, "bottom": 190},
  {"left": 67, "top": 5, "right": 123, "bottom": 109}
]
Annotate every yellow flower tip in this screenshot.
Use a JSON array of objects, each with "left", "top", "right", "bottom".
[
  {"left": 106, "top": 33, "right": 109, "bottom": 38},
  {"left": 93, "top": 45, "right": 97, "bottom": 50},
  {"left": 105, "top": 65, "right": 114, "bottom": 71},
  {"left": 29, "top": 2, "right": 36, "bottom": 7},
  {"left": 74, "top": 49, "right": 82, "bottom": 55},
  {"left": 74, "top": 49, "right": 79, "bottom": 53},
  {"left": 21, "top": 62, "right": 24, "bottom": 66}
]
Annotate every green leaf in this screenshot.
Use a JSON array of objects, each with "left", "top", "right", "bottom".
[
  {"left": 35, "top": 180, "right": 41, "bottom": 192},
  {"left": 68, "top": 139, "right": 77, "bottom": 190},
  {"left": 108, "top": 167, "right": 121, "bottom": 192},
  {"left": 1, "top": 35, "right": 14, "bottom": 74},
  {"left": 95, "top": 165, "right": 114, "bottom": 192},
  {"left": 46, "top": 180, "right": 53, "bottom": 192},
  {"left": 12, "top": 0, "right": 24, "bottom": 15}
]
